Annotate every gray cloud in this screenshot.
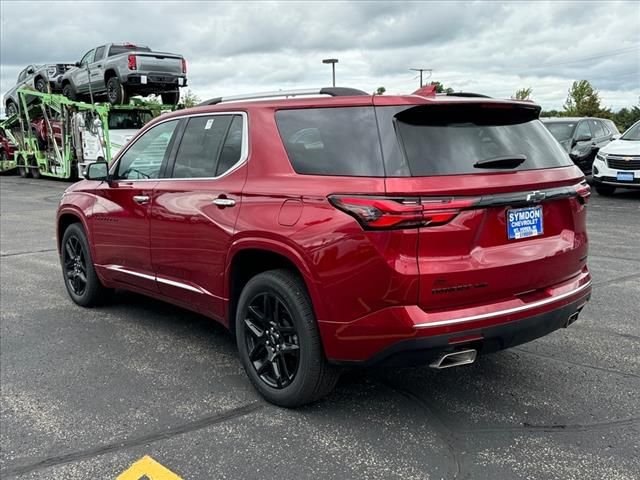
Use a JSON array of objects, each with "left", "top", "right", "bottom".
[{"left": 1, "top": 0, "right": 638, "bottom": 111}]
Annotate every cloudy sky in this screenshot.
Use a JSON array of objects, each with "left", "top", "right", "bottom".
[{"left": 1, "top": 0, "right": 638, "bottom": 112}]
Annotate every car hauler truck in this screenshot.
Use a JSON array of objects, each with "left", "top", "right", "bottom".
[{"left": 7, "top": 88, "right": 172, "bottom": 179}]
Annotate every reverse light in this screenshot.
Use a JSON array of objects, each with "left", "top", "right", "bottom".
[
  {"left": 181, "top": 58, "right": 187, "bottom": 75},
  {"left": 127, "top": 54, "right": 137, "bottom": 70},
  {"left": 328, "top": 195, "right": 480, "bottom": 230}
]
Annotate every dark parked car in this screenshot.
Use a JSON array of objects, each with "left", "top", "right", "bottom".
[
  {"left": 57, "top": 87, "right": 592, "bottom": 407},
  {"left": 542, "top": 117, "right": 619, "bottom": 174}
]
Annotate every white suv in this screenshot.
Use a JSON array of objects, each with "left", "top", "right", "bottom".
[{"left": 592, "top": 120, "right": 640, "bottom": 195}]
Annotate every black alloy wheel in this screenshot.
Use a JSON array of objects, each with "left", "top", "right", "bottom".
[
  {"left": 243, "top": 292, "right": 301, "bottom": 389},
  {"left": 35, "top": 78, "right": 47, "bottom": 93},
  {"left": 63, "top": 235, "right": 88, "bottom": 297}
]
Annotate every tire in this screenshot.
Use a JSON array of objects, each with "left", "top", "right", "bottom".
[
  {"left": 35, "top": 77, "right": 47, "bottom": 93},
  {"left": 29, "top": 156, "right": 41, "bottom": 179},
  {"left": 161, "top": 89, "right": 180, "bottom": 105},
  {"left": 6, "top": 101, "right": 18, "bottom": 117},
  {"left": 62, "top": 84, "right": 77, "bottom": 101},
  {"left": 106, "top": 76, "right": 130, "bottom": 105},
  {"left": 17, "top": 156, "right": 30, "bottom": 178},
  {"left": 61, "top": 223, "right": 112, "bottom": 307},
  {"left": 235, "top": 269, "right": 340, "bottom": 407},
  {"left": 595, "top": 184, "right": 616, "bottom": 196}
]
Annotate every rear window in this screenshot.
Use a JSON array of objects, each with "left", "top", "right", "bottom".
[
  {"left": 275, "top": 107, "right": 384, "bottom": 176},
  {"left": 108, "top": 45, "right": 151, "bottom": 56},
  {"left": 387, "top": 104, "right": 572, "bottom": 176}
]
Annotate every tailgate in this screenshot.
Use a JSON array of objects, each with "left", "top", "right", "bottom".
[
  {"left": 380, "top": 102, "right": 589, "bottom": 312},
  {"left": 135, "top": 53, "right": 183, "bottom": 74}
]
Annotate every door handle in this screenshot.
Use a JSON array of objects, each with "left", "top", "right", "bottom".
[
  {"left": 212, "top": 197, "right": 236, "bottom": 207},
  {"left": 133, "top": 195, "right": 150, "bottom": 204}
]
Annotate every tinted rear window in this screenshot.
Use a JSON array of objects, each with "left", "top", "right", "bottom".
[
  {"left": 275, "top": 107, "right": 384, "bottom": 176},
  {"left": 109, "top": 45, "right": 151, "bottom": 56},
  {"left": 387, "top": 104, "right": 572, "bottom": 176}
]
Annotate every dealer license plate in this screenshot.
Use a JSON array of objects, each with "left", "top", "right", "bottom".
[
  {"left": 616, "top": 172, "right": 634, "bottom": 182},
  {"left": 507, "top": 206, "right": 543, "bottom": 240}
]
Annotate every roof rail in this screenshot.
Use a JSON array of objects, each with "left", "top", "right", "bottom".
[
  {"left": 198, "top": 87, "right": 368, "bottom": 106},
  {"left": 444, "top": 92, "right": 492, "bottom": 98}
]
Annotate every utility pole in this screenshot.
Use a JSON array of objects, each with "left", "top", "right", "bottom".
[
  {"left": 322, "top": 58, "right": 339, "bottom": 87},
  {"left": 410, "top": 68, "right": 432, "bottom": 88}
]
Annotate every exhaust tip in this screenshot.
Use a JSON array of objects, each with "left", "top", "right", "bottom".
[{"left": 429, "top": 349, "right": 477, "bottom": 370}]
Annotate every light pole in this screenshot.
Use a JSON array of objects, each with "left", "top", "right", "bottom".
[{"left": 322, "top": 58, "right": 339, "bottom": 87}]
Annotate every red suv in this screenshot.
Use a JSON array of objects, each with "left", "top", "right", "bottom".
[{"left": 57, "top": 87, "right": 592, "bottom": 407}]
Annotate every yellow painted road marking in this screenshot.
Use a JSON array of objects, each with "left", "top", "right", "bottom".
[{"left": 117, "top": 455, "right": 183, "bottom": 480}]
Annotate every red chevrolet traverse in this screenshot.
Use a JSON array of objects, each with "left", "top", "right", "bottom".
[{"left": 57, "top": 86, "right": 592, "bottom": 407}]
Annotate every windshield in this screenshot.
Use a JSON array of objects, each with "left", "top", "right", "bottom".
[
  {"left": 620, "top": 121, "right": 640, "bottom": 141},
  {"left": 544, "top": 122, "right": 577, "bottom": 142},
  {"left": 108, "top": 110, "right": 153, "bottom": 130}
]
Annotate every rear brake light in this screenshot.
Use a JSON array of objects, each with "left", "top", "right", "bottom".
[
  {"left": 574, "top": 182, "right": 591, "bottom": 204},
  {"left": 181, "top": 58, "right": 187, "bottom": 75},
  {"left": 127, "top": 54, "right": 137, "bottom": 70},
  {"left": 328, "top": 195, "right": 480, "bottom": 230}
]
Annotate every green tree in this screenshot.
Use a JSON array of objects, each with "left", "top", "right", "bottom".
[
  {"left": 180, "top": 89, "right": 201, "bottom": 108},
  {"left": 563, "top": 80, "right": 604, "bottom": 117},
  {"left": 513, "top": 87, "right": 532, "bottom": 101},
  {"left": 375, "top": 86, "right": 386, "bottom": 95},
  {"left": 612, "top": 105, "right": 640, "bottom": 131},
  {"left": 430, "top": 81, "right": 454, "bottom": 94}
]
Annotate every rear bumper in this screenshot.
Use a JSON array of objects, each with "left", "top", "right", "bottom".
[
  {"left": 320, "top": 269, "right": 591, "bottom": 365},
  {"left": 125, "top": 73, "right": 187, "bottom": 88}
]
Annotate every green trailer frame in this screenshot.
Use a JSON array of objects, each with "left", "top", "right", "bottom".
[
  {"left": 11, "top": 88, "right": 111, "bottom": 179},
  {"left": 0, "top": 114, "right": 20, "bottom": 173}
]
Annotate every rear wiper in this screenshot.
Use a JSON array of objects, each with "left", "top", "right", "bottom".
[{"left": 473, "top": 154, "right": 527, "bottom": 169}]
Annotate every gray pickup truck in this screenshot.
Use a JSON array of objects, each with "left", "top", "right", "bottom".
[{"left": 61, "top": 43, "right": 187, "bottom": 105}]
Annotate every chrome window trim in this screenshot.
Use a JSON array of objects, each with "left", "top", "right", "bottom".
[
  {"left": 414, "top": 280, "right": 591, "bottom": 329},
  {"left": 109, "top": 111, "right": 249, "bottom": 182},
  {"left": 103, "top": 265, "right": 212, "bottom": 296}
]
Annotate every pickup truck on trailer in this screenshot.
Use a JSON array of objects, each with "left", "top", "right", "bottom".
[{"left": 61, "top": 43, "right": 187, "bottom": 105}]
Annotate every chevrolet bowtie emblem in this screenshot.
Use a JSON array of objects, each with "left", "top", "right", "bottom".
[
  {"left": 527, "top": 191, "right": 546, "bottom": 203},
  {"left": 624, "top": 157, "right": 632, "bottom": 161}
]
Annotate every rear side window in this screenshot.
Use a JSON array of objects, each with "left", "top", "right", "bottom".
[
  {"left": 94, "top": 46, "right": 105, "bottom": 62},
  {"left": 383, "top": 104, "right": 572, "bottom": 176},
  {"left": 275, "top": 107, "right": 384, "bottom": 176}
]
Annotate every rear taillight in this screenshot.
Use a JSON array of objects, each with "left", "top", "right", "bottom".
[
  {"left": 328, "top": 195, "right": 479, "bottom": 230},
  {"left": 181, "top": 58, "right": 187, "bottom": 74},
  {"left": 574, "top": 181, "right": 591, "bottom": 204},
  {"left": 127, "top": 54, "right": 137, "bottom": 70}
]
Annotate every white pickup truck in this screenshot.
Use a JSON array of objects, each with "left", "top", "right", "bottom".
[{"left": 61, "top": 43, "right": 187, "bottom": 105}]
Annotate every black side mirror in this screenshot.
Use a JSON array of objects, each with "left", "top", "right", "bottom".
[
  {"left": 84, "top": 161, "right": 109, "bottom": 181},
  {"left": 74, "top": 61, "right": 81, "bottom": 68},
  {"left": 27, "top": 68, "right": 35, "bottom": 75}
]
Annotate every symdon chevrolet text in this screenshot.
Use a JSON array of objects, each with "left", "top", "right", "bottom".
[{"left": 57, "top": 86, "right": 592, "bottom": 407}]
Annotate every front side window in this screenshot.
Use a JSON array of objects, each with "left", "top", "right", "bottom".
[
  {"left": 590, "top": 120, "right": 606, "bottom": 138},
  {"left": 574, "top": 121, "right": 592, "bottom": 139},
  {"left": 171, "top": 115, "right": 244, "bottom": 178},
  {"left": 116, "top": 120, "right": 178, "bottom": 180},
  {"left": 79, "top": 50, "right": 94, "bottom": 66},
  {"left": 544, "top": 122, "right": 576, "bottom": 142}
]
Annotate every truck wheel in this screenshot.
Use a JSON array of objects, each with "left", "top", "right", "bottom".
[
  {"left": 6, "top": 101, "right": 18, "bottom": 117},
  {"left": 61, "top": 223, "right": 113, "bottom": 307},
  {"left": 35, "top": 77, "right": 47, "bottom": 93},
  {"left": 62, "top": 84, "right": 77, "bottom": 101},
  {"left": 161, "top": 89, "right": 180, "bottom": 105},
  {"left": 106, "top": 77, "right": 130, "bottom": 105},
  {"left": 17, "top": 156, "right": 30, "bottom": 178},
  {"left": 29, "top": 156, "right": 41, "bottom": 179},
  {"left": 235, "top": 269, "right": 340, "bottom": 407}
]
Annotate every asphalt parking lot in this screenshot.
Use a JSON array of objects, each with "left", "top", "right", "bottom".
[{"left": 0, "top": 176, "right": 638, "bottom": 480}]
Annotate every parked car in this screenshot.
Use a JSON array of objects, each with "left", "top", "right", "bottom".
[
  {"left": 0, "top": 126, "right": 18, "bottom": 162},
  {"left": 4, "top": 63, "right": 73, "bottom": 116},
  {"left": 592, "top": 120, "right": 640, "bottom": 195},
  {"left": 57, "top": 87, "right": 592, "bottom": 407},
  {"left": 542, "top": 117, "right": 618, "bottom": 175},
  {"left": 61, "top": 43, "right": 187, "bottom": 105}
]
